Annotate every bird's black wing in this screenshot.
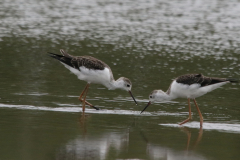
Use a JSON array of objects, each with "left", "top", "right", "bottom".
[
  {"left": 72, "top": 56, "right": 109, "bottom": 70},
  {"left": 175, "top": 74, "right": 229, "bottom": 87},
  {"left": 48, "top": 49, "right": 109, "bottom": 71},
  {"left": 166, "top": 73, "right": 238, "bottom": 94}
]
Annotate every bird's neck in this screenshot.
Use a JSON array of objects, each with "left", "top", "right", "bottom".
[
  {"left": 156, "top": 92, "right": 176, "bottom": 102},
  {"left": 166, "top": 91, "right": 178, "bottom": 101},
  {"left": 163, "top": 92, "right": 175, "bottom": 101},
  {"left": 105, "top": 79, "right": 122, "bottom": 90}
]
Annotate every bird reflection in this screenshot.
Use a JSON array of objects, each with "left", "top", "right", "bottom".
[
  {"left": 56, "top": 116, "right": 205, "bottom": 160},
  {"left": 181, "top": 126, "right": 203, "bottom": 151},
  {"left": 78, "top": 112, "right": 91, "bottom": 135},
  {"left": 56, "top": 128, "right": 130, "bottom": 160},
  {"left": 140, "top": 127, "right": 204, "bottom": 160}
]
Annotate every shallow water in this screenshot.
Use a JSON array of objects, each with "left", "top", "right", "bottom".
[{"left": 1, "top": 0, "right": 240, "bottom": 160}]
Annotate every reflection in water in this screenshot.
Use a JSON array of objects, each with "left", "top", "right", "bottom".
[
  {"left": 1, "top": 0, "right": 240, "bottom": 159},
  {"left": 79, "top": 112, "right": 90, "bottom": 135},
  {"left": 56, "top": 130, "right": 129, "bottom": 160},
  {"left": 1, "top": 103, "right": 239, "bottom": 133},
  {"left": 56, "top": 117, "right": 205, "bottom": 160},
  {"left": 0, "top": 103, "right": 185, "bottom": 116},
  {"left": 181, "top": 127, "right": 203, "bottom": 151},
  {"left": 160, "top": 122, "right": 240, "bottom": 134},
  {"left": 146, "top": 144, "right": 206, "bottom": 160},
  {"left": 142, "top": 127, "right": 204, "bottom": 160}
]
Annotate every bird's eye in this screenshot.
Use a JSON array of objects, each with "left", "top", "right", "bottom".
[
  {"left": 127, "top": 84, "right": 130, "bottom": 87},
  {"left": 149, "top": 96, "right": 152, "bottom": 98}
]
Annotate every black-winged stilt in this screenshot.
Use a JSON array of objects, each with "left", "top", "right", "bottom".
[
  {"left": 49, "top": 49, "right": 137, "bottom": 111},
  {"left": 141, "top": 74, "right": 238, "bottom": 127}
]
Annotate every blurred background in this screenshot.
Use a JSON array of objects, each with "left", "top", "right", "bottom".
[{"left": 0, "top": 0, "right": 240, "bottom": 159}]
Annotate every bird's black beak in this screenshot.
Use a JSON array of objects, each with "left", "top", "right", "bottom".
[
  {"left": 140, "top": 101, "right": 151, "bottom": 114},
  {"left": 128, "top": 91, "right": 138, "bottom": 105}
]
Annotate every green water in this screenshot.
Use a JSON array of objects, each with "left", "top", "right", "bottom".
[{"left": 1, "top": 0, "right": 240, "bottom": 159}]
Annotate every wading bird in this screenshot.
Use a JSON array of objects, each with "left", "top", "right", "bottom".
[
  {"left": 141, "top": 74, "right": 238, "bottom": 127},
  {"left": 49, "top": 49, "right": 137, "bottom": 111}
]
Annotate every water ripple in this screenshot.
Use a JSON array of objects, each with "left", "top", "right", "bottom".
[
  {"left": 160, "top": 121, "right": 240, "bottom": 133},
  {"left": 1, "top": 0, "right": 240, "bottom": 55},
  {"left": 0, "top": 103, "right": 184, "bottom": 116}
]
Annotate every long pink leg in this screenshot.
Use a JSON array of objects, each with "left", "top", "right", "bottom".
[
  {"left": 78, "top": 84, "right": 99, "bottom": 110},
  {"left": 81, "top": 84, "right": 90, "bottom": 112},
  {"left": 179, "top": 98, "right": 192, "bottom": 125},
  {"left": 193, "top": 99, "right": 203, "bottom": 127},
  {"left": 78, "top": 83, "right": 89, "bottom": 100}
]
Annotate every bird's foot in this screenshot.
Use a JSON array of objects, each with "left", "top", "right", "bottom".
[
  {"left": 78, "top": 98, "right": 99, "bottom": 110},
  {"left": 178, "top": 118, "right": 191, "bottom": 126},
  {"left": 92, "top": 106, "right": 100, "bottom": 110}
]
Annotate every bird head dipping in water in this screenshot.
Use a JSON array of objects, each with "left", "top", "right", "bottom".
[
  {"left": 115, "top": 77, "right": 137, "bottom": 105},
  {"left": 141, "top": 90, "right": 170, "bottom": 113}
]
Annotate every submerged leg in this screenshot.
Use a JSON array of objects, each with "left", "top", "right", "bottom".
[
  {"left": 78, "top": 83, "right": 99, "bottom": 110},
  {"left": 193, "top": 99, "right": 203, "bottom": 127},
  {"left": 179, "top": 98, "right": 192, "bottom": 125}
]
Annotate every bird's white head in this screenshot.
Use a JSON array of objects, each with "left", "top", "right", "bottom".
[
  {"left": 116, "top": 77, "right": 132, "bottom": 91},
  {"left": 141, "top": 90, "right": 169, "bottom": 114},
  {"left": 149, "top": 90, "right": 169, "bottom": 102},
  {"left": 115, "top": 77, "right": 137, "bottom": 105}
]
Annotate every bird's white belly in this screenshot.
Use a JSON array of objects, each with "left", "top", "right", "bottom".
[
  {"left": 170, "top": 80, "right": 229, "bottom": 99},
  {"left": 79, "top": 66, "right": 111, "bottom": 84},
  {"left": 61, "top": 63, "right": 111, "bottom": 84},
  {"left": 170, "top": 82, "right": 201, "bottom": 98}
]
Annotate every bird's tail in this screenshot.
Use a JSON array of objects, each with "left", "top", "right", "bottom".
[
  {"left": 48, "top": 52, "right": 63, "bottom": 60},
  {"left": 59, "top": 49, "right": 73, "bottom": 59},
  {"left": 226, "top": 78, "right": 239, "bottom": 83},
  {"left": 48, "top": 51, "right": 73, "bottom": 67}
]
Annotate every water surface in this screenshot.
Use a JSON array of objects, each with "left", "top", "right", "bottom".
[{"left": 0, "top": 0, "right": 240, "bottom": 160}]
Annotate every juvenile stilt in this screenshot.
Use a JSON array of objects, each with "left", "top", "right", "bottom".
[
  {"left": 141, "top": 73, "right": 238, "bottom": 127},
  {"left": 49, "top": 49, "right": 137, "bottom": 112}
]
